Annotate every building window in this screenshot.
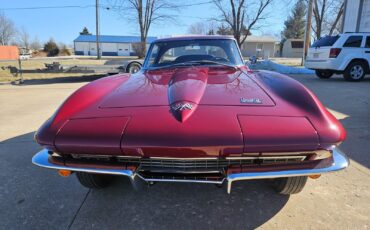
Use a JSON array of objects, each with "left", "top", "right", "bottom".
[
  {"left": 343, "top": 36, "right": 363, "bottom": 47},
  {"left": 366, "top": 37, "right": 370, "bottom": 48},
  {"left": 291, "top": 41, "right": 303, "bottom": 48}
]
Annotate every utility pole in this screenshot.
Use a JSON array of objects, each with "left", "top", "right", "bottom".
[
  {"left": 302, "top": 0, "right": 314, "bottom": 65},
  {"left": 96, "top": 0, "right": 101, "bottom": 59}
]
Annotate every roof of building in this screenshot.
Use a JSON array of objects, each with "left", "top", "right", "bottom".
[
  {"left": 244, "top": 35, "right": 279, "bottom": 43},
  {"left": 74, "top": 35, "right": 157, "bottom": 43}
]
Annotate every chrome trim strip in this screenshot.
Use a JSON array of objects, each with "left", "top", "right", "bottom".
[
  {"left": 32, "top": 147, "right": 349, "bottom": 194},
  {"left": 225, "top": 155, "right": 307, "bottom": 160},
  {"left": 32, "top": 149, "right": 135, "bottom": 178},
  {"left": 136, "top": 174, "right": 224, "bottom": 184},
  {"left": 226, "top": 147, "right": 349, "bottom": 193},
  {"left": 148, "top": 157, "right": 219, "bottom": 160}
]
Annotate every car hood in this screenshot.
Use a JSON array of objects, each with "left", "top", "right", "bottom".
[{"left": 99, "top": 67, "right": 275, "bottom": 109}]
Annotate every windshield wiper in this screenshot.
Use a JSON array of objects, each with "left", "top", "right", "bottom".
[{"left": 148, "top": 60, "right": 237, "bottom": 70}]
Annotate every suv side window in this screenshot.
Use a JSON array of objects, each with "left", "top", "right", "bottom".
[
  {"left": 343, "top": 36, "right": 363, "bottom": 47},
  {"left": 366, "top": 37, "right": 370, "bottom": 48}
]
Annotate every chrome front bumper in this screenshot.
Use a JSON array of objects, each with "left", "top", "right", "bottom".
[{"left": 32, "top": 148, "right": 349, "bottom": 194}]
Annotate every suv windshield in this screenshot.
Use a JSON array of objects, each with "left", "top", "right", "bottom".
[
  {"left": 311, "top": 35, "right": 340, "bottom": 48},
  {"left": 143, "top": 39, "right": 243, "bottom": 69}
]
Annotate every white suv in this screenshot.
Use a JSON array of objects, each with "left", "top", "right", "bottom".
[{"left": 305, "top": 33, "right": 370, "bottom": 81}]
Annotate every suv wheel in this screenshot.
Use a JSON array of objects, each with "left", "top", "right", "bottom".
[
  {"left": 272, "top": 176, "right": 308, "bottom": 195},
  {"left": 315, "top": 70, "right": 334, "bottom": 79},
  {"left": 344, "top": 61, "right": 367, "bottom": 82},
  {"left": 76, "top": 172, "right": 114, "bottom": 189}
]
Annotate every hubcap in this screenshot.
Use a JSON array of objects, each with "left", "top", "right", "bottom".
[
  {"left": 350, "top": 65, "right": 364, "bottom": 79},
  {"left": 129, "top": 65, "right": 140, "bottom": 73}
]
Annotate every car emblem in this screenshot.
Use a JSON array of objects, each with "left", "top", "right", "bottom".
[
  {"left": 240, "top": 97, "right": 262, "bottom": 104},
  {"left": 171, "top": 102, "right": 193, "bottom": 111}
]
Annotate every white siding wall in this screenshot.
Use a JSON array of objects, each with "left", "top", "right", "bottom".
[
  {"left": 282, "top": 39, "right": 303, "bottom": 58},
  {"left": 74, "top": 41, "right": 150, "bottom": 56},
  {"left": 101, "top": 43, "right": 117, "bottom": 52},
  {"left": 241, "top": 42, "right": 275, "bottom": 58},
  {"left": 359, "top": 0, "right": 370, "bottom": 32},
  {"left": 343, "top": 0, "right": 360, "bottom": 32}
]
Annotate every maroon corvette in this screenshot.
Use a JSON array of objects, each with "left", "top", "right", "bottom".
[{"left": 33, "top": 36, "right": 349, "bottom": 194}]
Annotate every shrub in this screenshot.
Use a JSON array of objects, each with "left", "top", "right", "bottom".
[
  {"left": 43, "top": 39, "right": 59, "bottom": 56},
  {"left": 59, "top": 44, "right": 71, "bottom": 56}
]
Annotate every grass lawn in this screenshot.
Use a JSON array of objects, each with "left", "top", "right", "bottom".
[
  {"left": 0, "top": 57, "right": 123, "bottom": 82},
  {"left": 269, "top": 58, "right": 303, "bottom": 67}
]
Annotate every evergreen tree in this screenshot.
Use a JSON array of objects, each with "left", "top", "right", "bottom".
[{"left": 282, "top": 0, "right": 306, "bottom": 41}]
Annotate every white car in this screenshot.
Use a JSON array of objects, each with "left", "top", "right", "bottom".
[{"left": 305, "top": 33, "right": 370, "bottom": 81}]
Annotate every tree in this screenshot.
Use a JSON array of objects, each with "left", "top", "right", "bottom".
[
  {"left": 213, "top": 0, "right": 274, "bottom": 47},
  {"left": 282, "top": 0, "right": 306, "bottom": 41},
  {"left": 0, "top": 12, "right": 17, "bottom": 45},
  {"left": 312, "top": 0, "right": 344, "bottom": 39},
  {"left": 18, "top": 27, "right": 30, "bottom": 50},
  {"left": 108, "top": 0, "right": 179, "bottom": 58},
  {"left": 59, "top": 43, "right": 71, "bottom": 56},
  {"left": 44, "top": 38, "right": 59, "bottom": 57},
  {"left": 30, "top": 37, "right": 42, "bottom": 51},
  {"left": 216, "top": 24, "right": 233, "bottom": 35},
  {"left": 187, "top": 21, "right": 217, "bottom": 35},
  {"left": 80, "top": 27, "right": 92, "bottom": 35}
]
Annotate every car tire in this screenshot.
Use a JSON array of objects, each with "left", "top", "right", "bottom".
[
  {"left": 127, "top": 62, "right": 141, "bottom": 74},
  {"left": 76, "top": 172, "right": 114, "bottom": 189},
  {"left": 315, "top": 70, "right": 334, "bottom": 79},
  {"left": 343, "top": 61, "right": 367, "bottom": 82},
  {"left": 272, "top": 176, "right": 308, "bottom": 195}
]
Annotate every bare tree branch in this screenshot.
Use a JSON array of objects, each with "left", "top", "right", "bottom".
[
  {"left": 311, "top": 0, "right": 344, "bottom": 39},
  {"left": 0, "top": 12, "right": 17, "bottom": 46},
  {"left": 107, "top": 0, "right": 179, "bottom": 57},
  {"left": 212, "top": 0, "right": 274, "bottom": 47}
]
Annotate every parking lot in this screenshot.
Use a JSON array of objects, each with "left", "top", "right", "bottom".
[{"left": 0, "top": 74, "right": 369, "bottom": 230}]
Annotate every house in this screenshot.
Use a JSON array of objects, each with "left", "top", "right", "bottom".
[
  {"left": 342, "top": 0, "right": 370, "bottom": 32},
  {"left": 73, "top": 35, "right": 157, "bottom": 56},
  {"left": 240, "top": 36, "right": 279, "bottom": 58},
  {"left": 282, "top": 39, "right": 304, "bottom": 58}
]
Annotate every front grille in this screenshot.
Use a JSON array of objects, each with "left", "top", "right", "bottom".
[
  {"left": 138, "top": 158, "right": 253, "bottom": 173},
  {"left": 69, "top": 154, "right": 307, "bottom": 173},
  {"left": 122, "top": 156, "right": 306, "bottom": 173}
]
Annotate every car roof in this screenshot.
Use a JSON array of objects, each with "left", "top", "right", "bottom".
[{"left": 154, "top": 35, "right": 235, "bottom": 43}]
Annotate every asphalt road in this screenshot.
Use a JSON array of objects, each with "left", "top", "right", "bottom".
[{"left": 0, "top": 74, "right": 369, "bottom": 230}]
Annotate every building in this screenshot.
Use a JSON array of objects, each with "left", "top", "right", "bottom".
[
  {"left": 342, "top": 0, "right": 370, "bottom": 32},
  {"left": 240, "top": 36, "right": 279, "bottom": 58},
  {"left": 282, "top": 39, "right": 304, "bottom": 58},
  {"left": 0, "top": 46, "right": 19, "bottom": 60},
  {"left": 74, "top": 35, "right": 157, "bottom": 56}
]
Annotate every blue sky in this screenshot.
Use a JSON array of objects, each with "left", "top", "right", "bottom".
[{"left": 0, "top": 0, "right": 294, "bottom": 45}]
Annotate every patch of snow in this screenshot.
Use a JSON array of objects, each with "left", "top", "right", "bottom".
[{"left": 247, "top": 60, "right": 314, "bottom": 74}]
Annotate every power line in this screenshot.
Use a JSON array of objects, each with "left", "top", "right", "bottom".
[
  {"left": 0, "top": 5, "right": 96, "bottom": 11},
  {"left": 0, "top": 1, "right": 214, "bottom": 11}
]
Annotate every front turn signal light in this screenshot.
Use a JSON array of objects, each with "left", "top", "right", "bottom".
[
  {"left": 58, "top": 170, "right": 72, "bottom": 177},
  {"left": 309, "top": 174, "right": 321, "bottom": 179}
]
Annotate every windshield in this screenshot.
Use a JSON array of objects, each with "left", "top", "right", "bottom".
[
  {"left": 143, "top": 39, "right": 244, "bottom": 69},
  {"left": 311, "top": 35, "right": 340, "bottom": 48}
]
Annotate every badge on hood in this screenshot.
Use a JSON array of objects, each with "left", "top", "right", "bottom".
[{"left": 240, "top": 98, "right": 262, "bottom": 104}]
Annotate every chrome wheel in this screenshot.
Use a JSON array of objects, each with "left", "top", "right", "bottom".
[
  {"left": 128, "top": 63, "right": 141, "bottom": 74},
  {"left": 350, "top": 65, "right": 364, "bottom": 80}
]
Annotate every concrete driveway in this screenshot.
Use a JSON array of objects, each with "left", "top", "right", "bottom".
[{"left": 0, "top": 74, "right": 369, "bottom": 230}]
